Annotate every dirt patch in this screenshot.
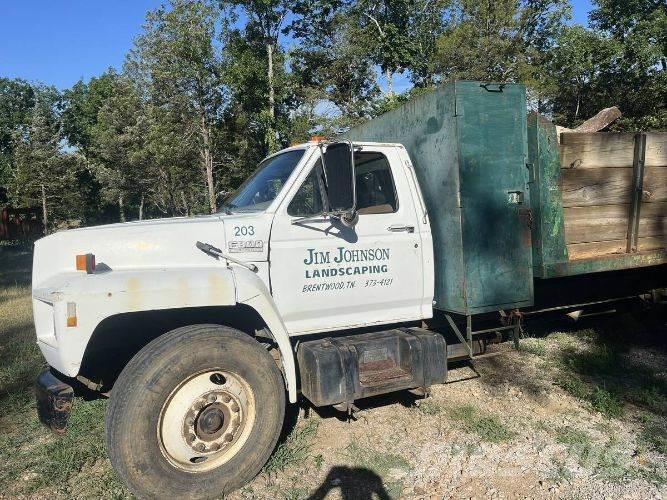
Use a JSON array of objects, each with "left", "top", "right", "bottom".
[{"left": 227, "top": 315, "right": 667, "bottom": 499}]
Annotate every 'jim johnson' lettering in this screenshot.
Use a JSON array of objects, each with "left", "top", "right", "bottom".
[{"left": 303, "top": 247, "right": 390, "bottom": 279}]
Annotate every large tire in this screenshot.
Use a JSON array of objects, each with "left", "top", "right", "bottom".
[{"left": 106, "top": 324, "right": 285, "bottom": 499}]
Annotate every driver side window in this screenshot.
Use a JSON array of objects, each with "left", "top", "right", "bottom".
[
  {"left": 287, "top": 161, "right": 325, "bottom": 217},
  {"left": 287, "top": 150, "right": 398, "bottom": 217}
]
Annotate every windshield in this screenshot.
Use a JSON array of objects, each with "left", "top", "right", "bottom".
[{"left": 223, "top": 149, "right": 306, "bottom": 212}]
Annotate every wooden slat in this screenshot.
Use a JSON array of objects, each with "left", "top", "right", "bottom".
[
  {"left": 560, "top": 133, "right": 635, "bottom": 168},
  {"left": 567, "top": 236, "right": 666, "bottom": 260},
  {"left": 645, "top": 133, "right": 667, "bottom": 167},
  {"left": 561, "top": 167, "right": 633, "bottom": 207},
  {"left": 563, "top": 205, "right": 628, "bottom": 243},
  {"left": 563, "top": 203, "right": 667, "bottom": 243},
  {"left": 642, "top": 167, "right": 667, "bottom": 202},
  {"left": 560, "top": 132, "right": 667, "bottom": 169},
  {"left": 638, "top": 201, "right": 667, "bottom": 238}
]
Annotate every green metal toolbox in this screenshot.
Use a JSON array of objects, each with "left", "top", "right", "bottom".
[{"left": 348, "top": 81, "right": 534, "bottom": 315}]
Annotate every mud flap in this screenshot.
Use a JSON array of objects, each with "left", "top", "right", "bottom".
[{"left": 35, "top": 368, "right": 74, "bottom": 435}]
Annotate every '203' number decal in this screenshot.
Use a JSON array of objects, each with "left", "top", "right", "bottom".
[{"left": 233, "top": 225, "right": 255, "bottom": 236}]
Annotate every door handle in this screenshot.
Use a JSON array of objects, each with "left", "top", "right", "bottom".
[{"left": 387, "top": 224, "right": 415, "bottom": 233}]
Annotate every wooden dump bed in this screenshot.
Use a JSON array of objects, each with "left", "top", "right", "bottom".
[
  {"left": 560, "top": 133, "right": 667, "bottom": 260},
  {"left": 529, "top": 113, "right": 667, "bottom": 278}
]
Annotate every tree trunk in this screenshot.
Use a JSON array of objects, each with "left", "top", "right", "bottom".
[
  {"left": 386, "top": 68, "right": 394, "bottom": 97},
  {"left": 200, "top": 112, "right": 216, "bottom": 213},
  {"left": 119, "top": 195, "right": 126, "bottom": 223},
  {"left": 181, "top": 190, "right": 190, "bottom": 216},
  {"left": 138, "top": 193, "right": 144, "bottom": 221},
  {"left": 266, "top": 42, "right": 278, "bottom": 153},
  {"left": 40, "top": 184, "right": 48, "bottom": 235}
]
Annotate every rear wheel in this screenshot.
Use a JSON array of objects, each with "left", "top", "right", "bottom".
[{"left": 106, "top": 324, "right": 285, "bottom": 499}]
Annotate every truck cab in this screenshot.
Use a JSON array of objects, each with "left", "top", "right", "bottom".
[
  {"left": 264, "top": 141, "right": 433, "bottom": 334},
  {"left": 32, "top": 139, "right": 439, "bottom": 499}
]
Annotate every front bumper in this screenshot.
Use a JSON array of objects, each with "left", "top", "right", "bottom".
[{"left": 35, "top": 368, "right": 74, "bottom": 434}]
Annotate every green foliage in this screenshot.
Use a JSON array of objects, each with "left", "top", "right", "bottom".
[
  {"left": 590, "top": 386, "right": 624, "bottom": 418},
  {"left": 545, "top": 0, "right": 666, "bottom": 128},
  {"left": 1, "top": 0, "right": 664, "bottom": 224},
  {"left": 555, "top": 372, "right": 589, "bottom": 398},
  {"left": 520, "top": 337, "right": 547, "bottom": 357},
  {"left": 263, "top": 419, "right": 319, "bottom": 475},
  {"left": 447, "top": 404, "right": 516, "bottom": 443}
]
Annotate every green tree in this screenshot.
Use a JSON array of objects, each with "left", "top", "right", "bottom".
[
  {"left": 0, "top": 78, "right": 35, "bottom": 204},
  {"left": 433, "top": 0, "right": 569, "bottom": 84},
  {"left": 89, "top": 77, "right": 151, "bottom": 221},
  {"left": 127, "top": 0, "right": 227, "bottom": 213},
  {"left": 545, "top": 0, "right": 665, "bottom": 129},
  {"left": 10, "top": 86, "right": 66, "bottom": 231},
  {"left": 61, "top": 69, "right": 118, "bottom": 153},
  {"left": 290, "top": 0, "right": 379, "bottom": 129},
  {"left": 220, "top": 0, "right": 295, "bottom": 153}
]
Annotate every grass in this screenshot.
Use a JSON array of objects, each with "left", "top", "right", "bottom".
[
  {"left": 520, "top": 337, "right": 547, "bottom": 357},
  {"left": 447, "top": 403, "right": 516, "bottom": 443},
  {"left": 544, "top": 327, "right": 667, "bottom": 419},
  {"left": 639, "top": 415, "right": 667, "bottom": 455},
  {"left": 263, "top": 419, "right": 319, "bottom": 475},
  {"left": 590, "top": 386, "right": 624, "bottom": 418},
  {"left": 0, "top": 248, "right": 122, "bottom": 498},
  {"left": 415, "top": 398, "right": 443, "bottom": 416},
  {"left": 344, "top": 442, "right": 411, "bottom": 498},
  {"left": 556, "top": 426, "right": 596, "bottom": 467}
]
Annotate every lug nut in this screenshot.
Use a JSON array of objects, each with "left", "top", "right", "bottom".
[
  {"left": 196, "top": 443, "right": 206, "bottom": 452},
  {"left": 187, "top": 433, "right": 196, "bottom": 444},
  {"left": 230, "top": 402, "right": 239, "bottom": 412},
  {"left": 224, "top": 434, "right": 233, "bottom": 443},
  {"left": 207, "top": 394, "right": 217, "bottom": 403},
  {"left": 210, "top": 443, "right": 220, "bottom": 451},
  {"left": 222, "top": 395, "right": 231, "bottom": 403}
]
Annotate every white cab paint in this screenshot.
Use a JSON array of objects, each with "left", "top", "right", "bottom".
[{"left": 31, "top": 142, "right": 435, "bottom": 404}]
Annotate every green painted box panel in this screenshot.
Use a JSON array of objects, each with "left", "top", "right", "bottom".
[
  {"left": 455, "top": 83, "right": 534, "bottom": 311},
  {"left": 348, "top": 81, "right": 534, "bottom": 315},
  {"left": 527, "top": 113, "right": 568, "bottom": 277}
]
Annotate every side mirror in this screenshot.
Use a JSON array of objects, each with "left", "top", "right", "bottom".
[{"left": 322, "top": 142, "right": 356, "bottom": 224}]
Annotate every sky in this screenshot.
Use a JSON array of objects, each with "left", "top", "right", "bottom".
[{"left": 0, "top": 0, "right": 594, "bottom": 91}]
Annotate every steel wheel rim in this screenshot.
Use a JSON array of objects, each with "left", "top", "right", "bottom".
[{"left": 157, "top": 369, "right": 256, "bottom": 472}]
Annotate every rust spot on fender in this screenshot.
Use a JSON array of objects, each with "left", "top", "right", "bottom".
[
  {"left": 126, "top": 277, "right": 142, "bottom": 310},
  {"left": 178, "top": 277, "right": 190, "bottom": 306},
  {"left": 128, "top": 241, "right": 158, "bottom": 252},
  {"left": 208, "top": 273, "right": 230, "bottom": 305}
]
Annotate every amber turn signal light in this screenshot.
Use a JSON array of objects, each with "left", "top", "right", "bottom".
[
  {"left": 75, "top": 253, "right": 96, "bottom": 274},
  {"left": 66, "top": 302, "right": 77, "bottom": 327}
]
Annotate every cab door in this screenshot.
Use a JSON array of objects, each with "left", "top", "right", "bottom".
[{"left": 269, "top": 145, "right": 425, "bottom": 335}]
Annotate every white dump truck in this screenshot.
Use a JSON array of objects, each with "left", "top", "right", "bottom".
[{"left": 32, "top": 82, "right": 666, "bottom": 498}]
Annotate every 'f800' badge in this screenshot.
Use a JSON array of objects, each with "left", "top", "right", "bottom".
[{"left": 228, "top": 240, "right": 264, "bottom": 253}]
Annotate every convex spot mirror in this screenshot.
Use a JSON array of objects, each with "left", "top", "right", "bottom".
[{"left": 322, "top": 141, "right": 356, "bottom": 226}]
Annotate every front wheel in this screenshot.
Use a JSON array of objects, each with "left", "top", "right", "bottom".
[{"left": 106, "top": 324, "right": 286, "bottom": 499}]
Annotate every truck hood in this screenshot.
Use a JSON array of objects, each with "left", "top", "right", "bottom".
[{"left": 32, "top": 213, "right": 269, "bottom": 288}]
